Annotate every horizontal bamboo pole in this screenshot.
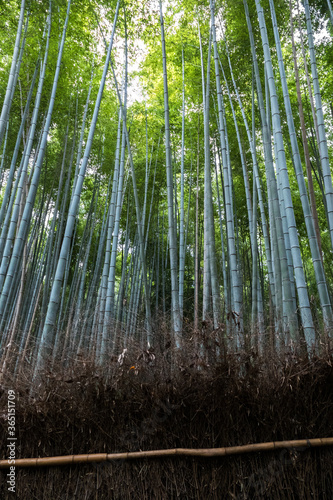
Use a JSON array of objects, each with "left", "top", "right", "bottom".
[{"left": 1, "top": 437, "right": 333, "bottom": 469}]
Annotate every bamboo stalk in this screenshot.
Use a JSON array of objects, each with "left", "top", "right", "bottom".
[{"left": 1, "top": 438, "right": 332, "bottom": 469}]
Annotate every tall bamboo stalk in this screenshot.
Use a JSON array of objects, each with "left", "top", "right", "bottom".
[{"left": 159, "top": 0, "right": 181, "bottom": 343}]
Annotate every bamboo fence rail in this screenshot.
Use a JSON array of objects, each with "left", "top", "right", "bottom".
[{"left": 1, "top": 437, "right": 333, "bottom": 469}]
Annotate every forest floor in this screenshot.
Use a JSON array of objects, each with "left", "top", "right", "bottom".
[{"left": 0, "top": 337, "right": 332, "bottom": 499}]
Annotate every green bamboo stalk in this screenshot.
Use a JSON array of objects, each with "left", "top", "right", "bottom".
[
  {"left": 179, "top": 47, "right": 186, "bottom": 323},
  {"left": 256, "top": 0, "right": 315, "bottom": 345},
  {"left": 38, "top": 0, "right": 119, "bottom": 365},
  {"left": 303, "top": 0, "right": 333, "bottom": 250},
  {"left": 0, "top": 1, "right": 69, "bottom": 327},
  {"left": 159, "top": 0, "right": 181, "bottom": 342},
  {"left": 0, "top": 0, "right": 26, "bottom": 148},
  {"left": 210, "top": 0, "right": 242, "bottom": 338}
]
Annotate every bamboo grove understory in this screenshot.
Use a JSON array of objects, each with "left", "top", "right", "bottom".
[{"left": 0, "top": 0, "right": 333, "bottom": 378}]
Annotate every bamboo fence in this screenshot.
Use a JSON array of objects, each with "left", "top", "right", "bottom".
[{"left": 1, "top": 437, "right": 333, "bottom": 469}]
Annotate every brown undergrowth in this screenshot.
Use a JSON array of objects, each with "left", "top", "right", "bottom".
[{"left": 0, "top": 333, "right": 332, "bottom": 499}]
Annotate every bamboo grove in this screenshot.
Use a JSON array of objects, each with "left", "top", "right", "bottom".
[{"left": 0, "top": 0, "right": 332, "bottom": 377}]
